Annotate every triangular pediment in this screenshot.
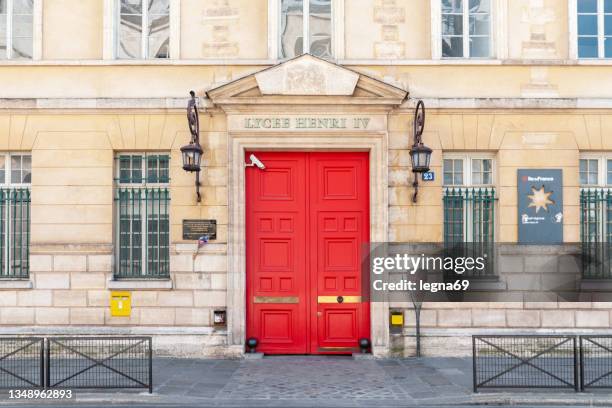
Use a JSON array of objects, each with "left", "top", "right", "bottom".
[{"left": 205, "top": 54, "right": 408, "bottom": 107}]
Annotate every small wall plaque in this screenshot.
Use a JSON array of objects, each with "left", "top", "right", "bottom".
[{"left": 183, "top": 219, "right": 217, "bottom": 241}]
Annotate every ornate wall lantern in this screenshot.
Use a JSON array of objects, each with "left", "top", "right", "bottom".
[
  {"left": 182, "top": 91, "right": 204, "bottom": 202},
  {"left": 409, "top": 100, "right": 432, "bottom": 203}
]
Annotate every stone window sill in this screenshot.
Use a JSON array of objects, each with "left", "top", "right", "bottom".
[
  {"left": 0, "top": 280, "right": 33, "bottom": 289},
  {"left": 107, "top": 279, "right": 173, "bottom": 290}
]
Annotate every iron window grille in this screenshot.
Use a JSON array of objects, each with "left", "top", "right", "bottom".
[
  {"left": 580, "top": 188, "right": 612, "bottom": 279},
  {"left": 0, "top": 154, "right": 31, "bottom": 279},
  {"left": 443, "top": 153, "right": 496, "bottom": 278},
  {"left": 578, "top": 155, "right": 612, "bottom": 279},
  {"left": 114, "top": 154, "right": 170, "bottom": 279}
]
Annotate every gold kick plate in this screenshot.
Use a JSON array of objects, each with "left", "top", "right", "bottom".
[
  {"left": 253, "top": 296, "right": 299, "bottom": 304},
  {"left": 317, "top": 296, "right": 362, "bottom": 304}
]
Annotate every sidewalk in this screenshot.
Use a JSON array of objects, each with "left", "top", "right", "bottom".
[{"left": 2, "top": 356, "right": 611, "bottom": 407}]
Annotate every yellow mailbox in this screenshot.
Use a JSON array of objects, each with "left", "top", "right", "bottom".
[{"left": 110, "top": 292, "right": 131, "bottom": 317}]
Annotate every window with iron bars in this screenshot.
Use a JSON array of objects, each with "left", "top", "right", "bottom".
[
  {"left": 114, "top": 154, "right": 170, "bottom": 279},
  {"left": 579, "top": 155, "right": 612, "bottom": 279},
  {"left": 0, "top": 154, "right": 31, "bottom": 279},
  {"left": 443, "top": 155, "right": 496, "bottom": 278}
]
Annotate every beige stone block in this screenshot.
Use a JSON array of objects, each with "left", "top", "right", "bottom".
[
  {"left": 194, "top": 291, "right": 227, "bottom": 307},
  {"left": 53, "top": 255, "right": 87, "bottom": 272},
  {"left": 33, "top": 167, "right": 112, "bottom": 187},
  {"left": 0, "top": 290, "right": 17, "bottom": 306},
  {"left": 1, "top": 307, "right": 35, "bottom": 324},
  {"left": 33, "top": 186, "right": 112, "bottom": 206},
  {"left": 34, "top": 131, "right": 111, "bottom": 150},
  {"left": 194, "top": 254, "right": 227, "bottom": 273},
  {"left": 88, "top": 255, "right": 113, "bottom": 272},
  {"left": 18, "top": 290, "right": 52, "bottom": 306},
  {"left": 506, "top": 310, "right": 541, "bottom": 327},
  {"left": 71, "top": 273, "right": 106, "bottom": 289},
  {"left": 542, "top": 310, "right": 575, "bottom": 328},
  {"left": 31, "top": 224, "right": 112, "bottom": 244},
  {"left": 175, "top": 308, "right": 211, "bottom": 326},
  {"left": 389, "top": 150, "right": 411, "bottom": 167},
  {"left": 201, "top": 206, "right": 228, "bottom": 225},
  {"left": 405, "top": 309, "right": 437, "bottom": 327},
  {"left": 592, "top": 302, "right": 612, "bottom": 309},
  {"left": 170, "top": 254, "right": 194, "bottom": 272},
  {"left": 131, "top": 291, "right": 158, "bottom": 307},
  {"left": 36, "top": 307, "right": 69, "bottom": 325},
  {"left": 157, "top": 291, "right": 194, "bottom": 307},
  {"left": 174, "top": 273, "right": 211, "bottom": 290},
  {"left": 70, "top": 308, "right": 105, "bottom": 325},
  {"left": 36, "top": 272, "right": 70, "bottom": 289},
  {"left": 104, "top": 309, "right": 141, "bottom": 325},
  {"left": 87, "top": 290, "right": 110, "bottom": 307},
  {"left": 29, "top": 255, "right": 53, "bottom": 272},
  {"left": 437, "top": 310, "right": 471, "bottom": 327},
  {"left": 576, "top": 310, "right": 610, "bottom": 328},
  {"left": 203, "top": 167, "right": 228, "bottom": 186},
  {"left": 31, "top": 204, "right": 113, "bottom": 224},
  {"left": 389, "top": 168, "right": 411, "bottom": 187},
  {"left": 33, "top": 149, "right": 112, "bottom": 168},
  {"left": 472, "top": 309, "right": 506, "bottom": 327},
  {"left": 140, "top": 308, "right": 175, "bottom": 325},
  {"left": 211, "top": 274, "right": 227, "bottom": 290},
  {"left": 388, "top": 131, "right": 410, "bottom": 150},
  {"left": 53, "top": 290, "right": 87, "bottom": 307}
]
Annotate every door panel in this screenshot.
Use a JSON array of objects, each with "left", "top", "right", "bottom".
[
  {"left": 309, "top": 153, "right": 369, "bottom": 354},
  {"left": 246, "top": 153, "right": 307, "bottom": 354},
  {"left": 246, "top": 152, "right": 369, "bottom": 355}
]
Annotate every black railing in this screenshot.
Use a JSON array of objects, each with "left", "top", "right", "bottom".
[
  {"left": 47, "top": 337, "right": 152, "bottom": 393},
  {"left": 0, "top": 337, "right": 152, "bottom": 393},
  {"left": 580, "top": 336, "right": 612, "bottom": 390},
  {"left": 0, "top": 338, "right": 44, "bottom": 389},
  {"left": 473, "top": 335, "right": 578, "bottom": 392}
]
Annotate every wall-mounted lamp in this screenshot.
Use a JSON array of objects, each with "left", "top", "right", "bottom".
[
  {"left": 409, "top": 100, "right": 432, "bottom": 203},
  {"left": 181, "top": 91, "right": 204, "bottom": 202}
]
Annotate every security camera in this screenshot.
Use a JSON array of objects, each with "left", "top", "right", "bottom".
[{"left": 246, "top": 154, "right": 266, "bottom": 170}]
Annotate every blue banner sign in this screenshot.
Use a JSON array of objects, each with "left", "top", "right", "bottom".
[{"left": 517, "top": 169, "right": 563, "bottom": 244}]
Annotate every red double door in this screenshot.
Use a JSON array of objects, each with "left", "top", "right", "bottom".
[{"left": 246, "top": 152, "right": 370, "bottom": 354}]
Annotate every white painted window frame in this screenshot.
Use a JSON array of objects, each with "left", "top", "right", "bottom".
[
  {"left": 269, "top": 0, "right": 344, "bottom": 60},
  {"left": 443, "top": 152, "right": 496, "bottom": 187},
  {"left": 0, "top": 0, "right": 40, "bottom": 60},
  {"left": 103, "top": 0, "right": 179, "bottom": 60},
  {"left": 443, "top": 152, "right": 496, "bottom": 243},
  {"left": 431, "top": 0, "right": 507, "bottom": 60},
  {"left": 572, "top": 0, "right": 610, "bottom": 59},
  {"left": 579, "top": 153, "right": 612, "bottom": 186}
]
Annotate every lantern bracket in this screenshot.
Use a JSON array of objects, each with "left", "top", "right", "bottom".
[
  {"left": 411, "top": 100, "right": 429, "bottom": 203},
  {"left": 186, "top": 90, "right": 202, "bottom": 202}
]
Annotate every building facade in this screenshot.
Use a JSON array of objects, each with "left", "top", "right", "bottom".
[{"left": 0, "top": 0, "right": 611, "bottom": 357}]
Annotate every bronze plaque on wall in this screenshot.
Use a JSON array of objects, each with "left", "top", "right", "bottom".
[{"left": 182, "top": 219, "right": 217, "bottom": 240}]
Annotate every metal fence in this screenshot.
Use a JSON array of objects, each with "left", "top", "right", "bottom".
[
  {"left": 0, "top": 338, "right": 44, "bottom": 389},
  {"left": 47, "top": 337, "right": 152, "bottom": 393},
  {"left": 580, "top": 336, "right": 612, "bottom": 390},
  {"left": 443, "top": 188, "right": 496, "bottom": 278},
  {"left": 473, "top": 335, "right": 578, "bottom": 392},
  {"left": 0, "top": 337, "right": 152, "bottom": 393}
]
